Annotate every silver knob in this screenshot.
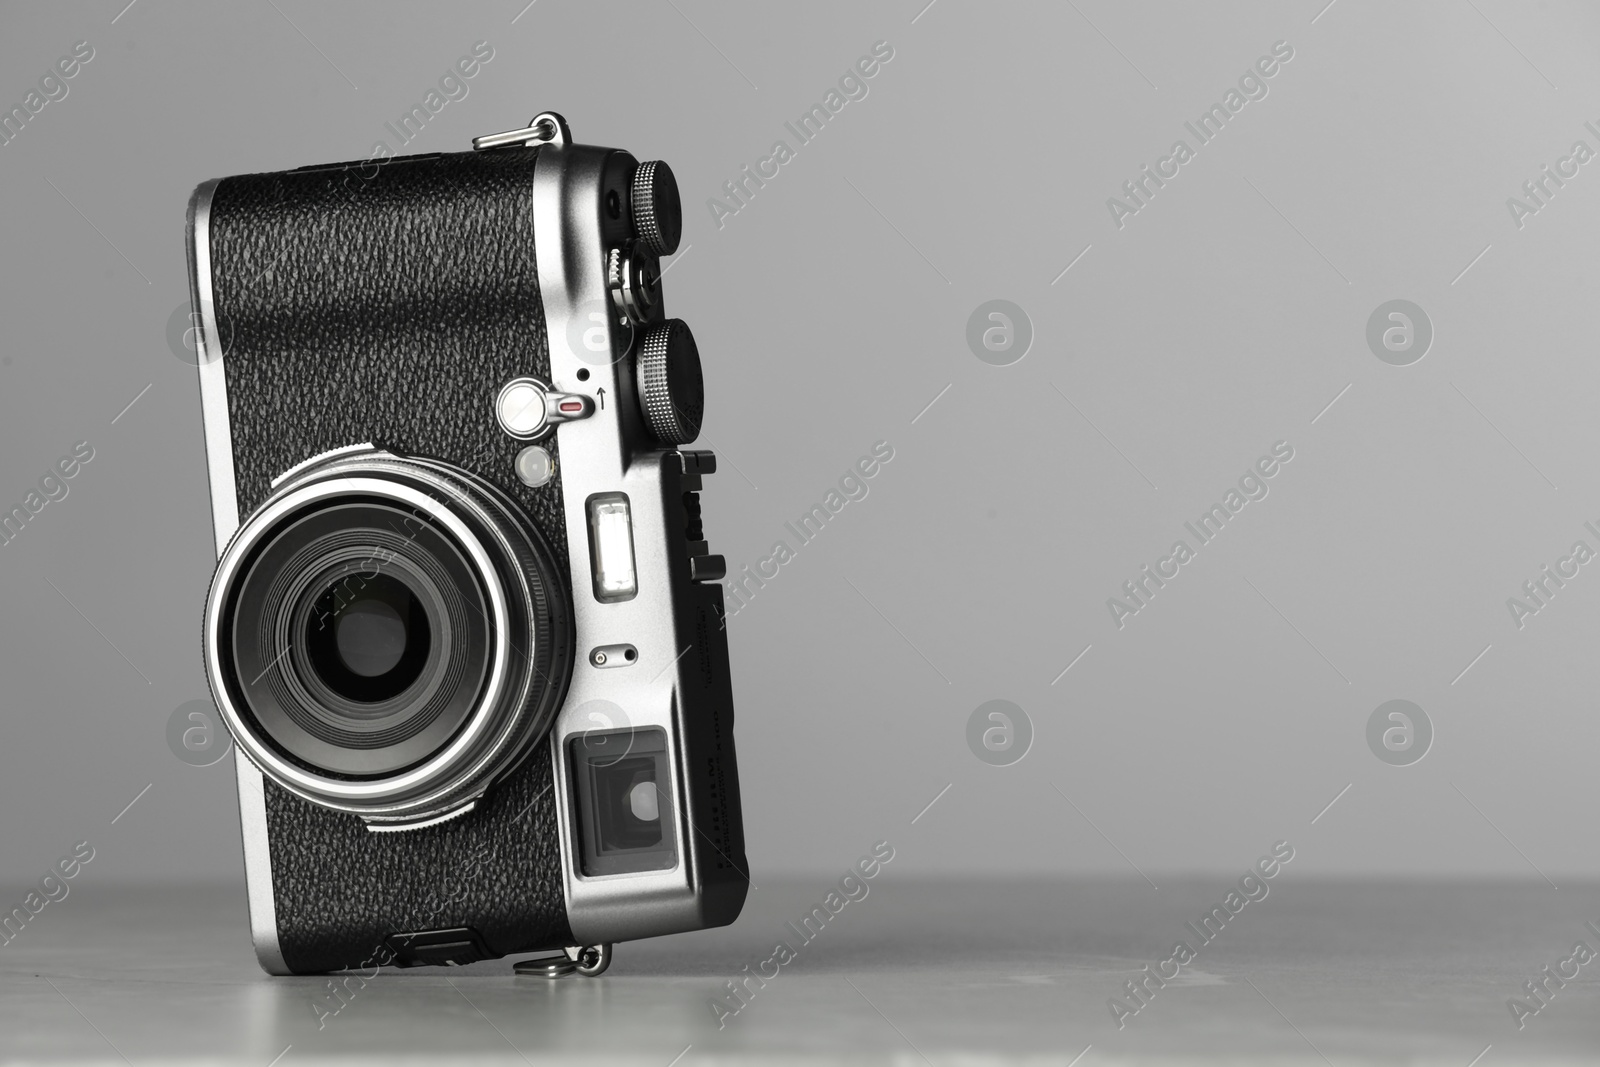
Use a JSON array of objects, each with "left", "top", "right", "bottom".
[{"left": 495, "top": 377, "right": 593, "bottom": 441}]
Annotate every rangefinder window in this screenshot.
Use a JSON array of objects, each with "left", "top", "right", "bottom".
[{"left": 572, "top": 728, "right": 677, "bottom": 875}]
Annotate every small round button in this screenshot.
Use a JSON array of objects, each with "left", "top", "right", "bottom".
[
  {"left": 636, "top": 320, "right": 703, "bottom": 445},
  {"left": 515, "top": 445, "right": 556, "bottom": 487},
  {"left": 630, "top": 161, "right": 682, "bottom": 256}
]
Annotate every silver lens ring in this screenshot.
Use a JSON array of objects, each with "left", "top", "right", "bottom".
[{"left": 204, "top": 450, "right": 571, "bottom": 823}]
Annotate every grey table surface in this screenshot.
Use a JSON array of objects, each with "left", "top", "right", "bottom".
[{"left": 2, "top": 879, "right": 1597, "bottom": 1065}]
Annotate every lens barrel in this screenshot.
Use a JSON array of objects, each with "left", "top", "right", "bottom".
[{"left": 205, "top": 449, "right": 571, "bottom": 825}]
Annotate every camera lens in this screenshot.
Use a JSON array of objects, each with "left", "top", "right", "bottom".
[
  {"left": 305, "top": 573, "right": 429, "bottom": 700},
  {"left": 205, "top": 451, "right": 572, "bottom": 818},
  {"left": 225, "top": 500, "right": 490, "bottom": 778}
]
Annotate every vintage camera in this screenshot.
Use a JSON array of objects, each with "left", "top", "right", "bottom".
[{"left": 186, "top": 112, "right": 747, "bottom": 976}]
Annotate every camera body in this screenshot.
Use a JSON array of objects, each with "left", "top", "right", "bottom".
[{"left": 188, "top": 113, "right": 746, "bottom": 975}]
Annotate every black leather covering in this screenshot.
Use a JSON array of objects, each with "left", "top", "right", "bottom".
[{"left": 205, "top": 147, "right": 575, "bottom": 973}]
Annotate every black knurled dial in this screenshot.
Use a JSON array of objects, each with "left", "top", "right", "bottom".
[
  {"left": 630, "top": 160, "right": 682, "bottom": 256},
  {"left": 636, "top": 319, "right": 703, "bottom": 445}
]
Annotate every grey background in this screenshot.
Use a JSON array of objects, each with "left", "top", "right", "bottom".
[{"left": 2, "top": 0, "right": 1598, "bottom": 898}]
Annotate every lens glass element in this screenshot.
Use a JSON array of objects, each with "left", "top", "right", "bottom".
[{"left": 305, "top": 573, "right": 430, "bottom": 701}]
